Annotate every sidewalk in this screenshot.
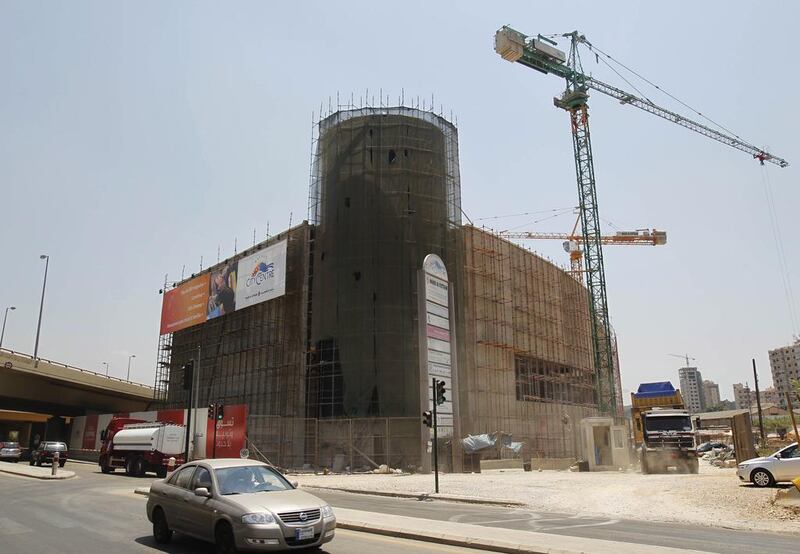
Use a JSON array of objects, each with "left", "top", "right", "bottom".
[
  {"left": 0, "top": 461, "right": 75, "bottom": 480},
  {"left": 333, "top": 507, "right": 711, "bottom": 554},
  {"left": 304, "top": 484, "right": 525, "bottom": 507}
]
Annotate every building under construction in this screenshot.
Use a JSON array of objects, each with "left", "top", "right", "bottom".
[{"left": 156, "top": 105, "right": 599, "bottom": 471}]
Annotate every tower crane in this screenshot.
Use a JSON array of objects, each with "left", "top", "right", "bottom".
[
  {"left": 501, "top": 228, "right": 666, "bottom": 275},
  {"left": 494, "top": 26, "right": 788, "bottom": 416}
]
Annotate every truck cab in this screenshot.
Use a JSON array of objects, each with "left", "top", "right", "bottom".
[{"left": 631, "top": 382, "right": 699, "bottom": 474}]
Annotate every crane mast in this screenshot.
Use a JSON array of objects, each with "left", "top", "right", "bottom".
[{"left": 494, "top": 25, "right": 788, "bottom": 417}]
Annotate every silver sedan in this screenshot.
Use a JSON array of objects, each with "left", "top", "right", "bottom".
[{"left": 146, "top": 458, "right": 336, "bottom": 552}]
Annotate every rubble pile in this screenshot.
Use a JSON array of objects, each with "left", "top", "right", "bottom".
[{"left": 702, "top": 446, "right": 737, "bottom": 468}]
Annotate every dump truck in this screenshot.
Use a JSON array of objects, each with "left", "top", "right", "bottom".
[
  {"left": 631, "top": 382, "right": 698, "bottom": 474},
  {"left": 98, "top": 418, "right": 185, "bottom": 477}
]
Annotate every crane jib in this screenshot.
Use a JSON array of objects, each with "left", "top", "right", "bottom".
[{"left": 496, "top": 27, "right": 788, "bottom": 168}]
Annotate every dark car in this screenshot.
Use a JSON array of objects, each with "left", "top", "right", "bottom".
[
  {"left": 0, "top": 442, "right": 22, "bottom": 462},
  {"left": 29, "top": 441, "right": 68, "bottom": 467}
]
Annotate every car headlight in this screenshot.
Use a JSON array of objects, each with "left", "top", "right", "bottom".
[
  {"left": 321, "top": 505, "right": 334, "bottom": 519},
  {"left": 242, "top": 512, "right": 276, "bottom": 525}
]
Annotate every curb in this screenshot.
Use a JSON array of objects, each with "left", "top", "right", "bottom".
[
  {"left": 303, "top": 485, "right": 525, "bottom": 507},
  {"left": 336, "top": 520, "right": 552, "bottom": 554}
]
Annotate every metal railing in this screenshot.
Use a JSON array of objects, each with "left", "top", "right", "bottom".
[{"left": 0, "top": 347, "right": 154, "bottom": 389}]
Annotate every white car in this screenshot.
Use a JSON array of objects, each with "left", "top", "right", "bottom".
[{"left": 737, "top": 442, "right": 800, "bottom": 487}]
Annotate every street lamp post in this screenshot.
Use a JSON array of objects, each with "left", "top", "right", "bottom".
[
  {"left": 127, "top": 354, "right": 136, "bottom": 381},
  {"left": 102, "top": 361, "right": 109, "bottom": 376},
  {"left": 33, "top": 255, "right": 49, "bottom": 367},
  {"left": 1, "top": 306, "right": 16, "bottom": 349}
]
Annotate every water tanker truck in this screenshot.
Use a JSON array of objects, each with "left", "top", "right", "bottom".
[
  {"left": 631, "top": 382, "right": 699, "bottom": 474},
  {"left": 98, "top": 418, "right": 185, "bottom": 477}
]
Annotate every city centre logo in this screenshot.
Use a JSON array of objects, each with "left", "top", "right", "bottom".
[{"left": 246, "top": 260, "right": 274, "bottom": 287}]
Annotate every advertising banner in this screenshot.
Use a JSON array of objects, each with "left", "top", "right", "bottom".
[
  {"left": 82, "top": 414, "right": 99, "bottom": 450},
  {"left": 157, "top": 409, "right": 185, "bottom": 425},
  {"left": 159, "top": 274, "right": 210, "bottom": 335},
  {"left": 207, "top": 262, "right": 238, "bottom": 320},
  {"left": 235, "top": 240, "right": 287, "bottom": 310},
  {"left": 206, "top": 404, "right": 248, "bottom": 458}
]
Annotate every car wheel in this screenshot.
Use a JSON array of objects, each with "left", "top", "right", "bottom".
[
  {"left": 215, "top": 521, "right": 238, "bottom": 554},
  {"left": 152, "top": 508, "right": 172, "bottom": 544},
  {"left": 59, "top": 460, "right": 66, "bottom": 468},
  {"left": 751, "top": 468, "right": 774, "bottom": 488},
  {"left": 29, "top": 458, "right": 35, "bottom": 466},
  {"left": 36, "top": 458, "right": 42, "bottom": 467}
]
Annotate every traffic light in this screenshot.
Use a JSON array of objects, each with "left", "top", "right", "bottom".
[
  {"left": 422, "top": 410, "right": 433, "bottom": 428},
  {"left": 435, "top": 379, "right": 446, "bottom": 406},
  {"left": 182, "top": 360, "right": 194, "bottom": 390},
  {"left": 208, "top": 404, "right": 216, "bottom": 420},
  {"left": 216, "top": 404, "right": 224, "bottom": 421}
]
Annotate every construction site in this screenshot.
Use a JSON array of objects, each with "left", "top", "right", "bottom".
[
  {"left": 153, "top": 26, "right": 790, "bottom": 475},
  {"left": 155, "top": 104, "right": 604, "bottom": 472}
]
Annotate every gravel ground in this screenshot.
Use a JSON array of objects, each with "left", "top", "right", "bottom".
[{"left": 294, "top": 464, "right": 800, "bottom": 534}]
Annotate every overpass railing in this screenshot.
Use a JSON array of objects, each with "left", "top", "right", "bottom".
[{"left": 0, "top": 347, "right": 154, "bottom": 389}]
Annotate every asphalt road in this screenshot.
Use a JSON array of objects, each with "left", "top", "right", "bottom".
[
  {"left": 1, "top": 461, "right": 797, "bottom": 554},
  {"left": 0, "top": 463, "right": 478, "bottom": 554},
  {"left": 308, "top": 489, "right": 799, "bottom": 554}
]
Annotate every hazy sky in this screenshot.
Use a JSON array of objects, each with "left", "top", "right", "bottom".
[{"left": 1, "top": 1, "right": 797, "bottom": 402}]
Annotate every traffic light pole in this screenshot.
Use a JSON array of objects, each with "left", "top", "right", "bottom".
[
  {"left": 212, "top": 403, "right": 219, "bottom": 459},
  {"left": 432, "top": 378, "right": 439, "bottom": 494}
]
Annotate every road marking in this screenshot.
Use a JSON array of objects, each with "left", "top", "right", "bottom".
[
  {"left": 462, "top": 515, "right": 538, "bottom": 525},
  {"left": 0, "top": 517, "right": 32, "bottom": 535},
  {"left": 539, "top": 518, "right": 620, "bottom": 531}
]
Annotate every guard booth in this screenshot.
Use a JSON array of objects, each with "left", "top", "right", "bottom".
[{"left": 580, "top": 417, "right": 631, "bottom": 470}]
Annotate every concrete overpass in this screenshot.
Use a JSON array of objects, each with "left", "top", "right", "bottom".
[{"left": 0, "top": 348, "right": 155, "bottom": 416}]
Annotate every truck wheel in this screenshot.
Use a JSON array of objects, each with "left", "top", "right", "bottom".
[
  {"left": 100, "top": 458, "right": 114, "bottom": 474},
  {"left": 156, "top": 466, "right": 167, "bottom": 478},
  {"left": 640, "top": 453, "right": 649, "bottom": 475},
  {"left": 689, "top": 459, "right": 699, "bottom": 474},
  {"left": 134, "top": 456, "right": 146, "bottom": 477},
  {"left": 125, "top": 456, "right": 135, "bottom": 476},
  {"left": 751, "top": 468, "right": 774, "bottom": 488}
]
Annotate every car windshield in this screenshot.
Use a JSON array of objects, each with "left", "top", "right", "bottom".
[
  {"left": 215, "top": 465, "right": 292, "bottom": 495},
  {"left": 644, "top": 416, "right": 692, "bottom": 432}
]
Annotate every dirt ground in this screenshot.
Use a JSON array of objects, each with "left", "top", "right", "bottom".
[{"left": 295, "top": 463, "right": 800, "bottom": 534}]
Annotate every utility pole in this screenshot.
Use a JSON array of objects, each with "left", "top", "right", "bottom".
[
  {"left": 0, "top": 306, "right": 16, "bottom": 349},
  {"left": 126, "top": 354, "right": 136, "bottom": 381},
  {"left": 33, "top": 255, "right": 49, "bottom": 367},
  {"left": 191, "top": 345, "right": 201, "bottom": 459},
  {"left": 752, "top": 359, "right": 765, "bottom": 446},
  {"left": 786, "top": 392, "right": 799, "bottom": 444},
  {"left": 182, "top": 359, "right": 195, "bottom": 464}
]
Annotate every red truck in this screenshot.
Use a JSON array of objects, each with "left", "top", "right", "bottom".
[{"left": 98, "top": 418, "right": 185, "bottom": 477}]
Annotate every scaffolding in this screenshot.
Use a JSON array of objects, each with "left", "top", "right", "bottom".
[
  {"left": 305, "top": 103, "right": 462, "bottom": 423},
  {"left": 163, "top": 224, "right": 310, "bottom": 418},
  {"left": 457, "top": 226, "right": 597, "bottom": 461}
]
